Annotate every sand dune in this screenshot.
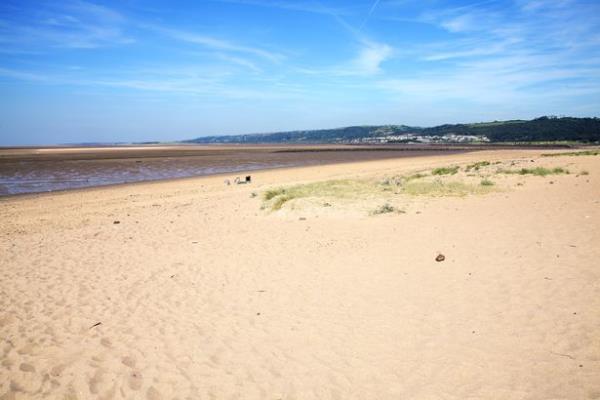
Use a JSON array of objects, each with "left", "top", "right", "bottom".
[{"left": 1, "top": 149, "right": 599, "bottom": 399}]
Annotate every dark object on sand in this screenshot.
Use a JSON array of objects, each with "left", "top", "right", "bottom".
[
  {"left": 234, "top": 175, "right": 252, "bottom": 184},
  {"left": 90, "top": 322, "right": 102, "bottom": 329},
  {"left": 113, "top": 220, "right": 120, "bottom": 225},
  {"left": 435, "top": 254, "right": 445, "bottom": 262}
]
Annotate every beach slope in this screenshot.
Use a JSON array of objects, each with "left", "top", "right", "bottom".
[{"left": 1, "top": 149, "right": 599, "bottom": 399}]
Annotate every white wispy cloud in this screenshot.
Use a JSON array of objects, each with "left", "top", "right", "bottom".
[
  {"left": 439, "top": 14, "right": 476, "bottom": 33},
  {"left": 0, "top": 62, "right": 307, "bottom": 101},
  {"left": 0, "top": 1, "right": 132, "bottom": 49},
  {"left": 2, "top": 0, "right": 598, "bottom": 120},
  {"left": 517, "top": 0, "right": 574, "bottom": 12},
  {"left": 148, "top": 26, "right": 284, "bottom": 63},
  {"left": 64, "top": 0, "right": 125, "bottom": 23},
  {"left": 292, "top": 38, "right": 393, "bottom": 77},
  {"left": 213, "top": 53, "right": 262, "bottom": 72},
  {"left": 206, "top": 0, "right": 355, "bottom": 16},
  {"left": 359, "top": 0, "right": 382, "bottom": 30},
  {"left": 0, "top": 67, "right": 47, "bottom": 81},
  {"left": 353, "top": 40, "right": 393, "bottom": 74},
  {"left": 360, "top": 0, "right": 600, "bottom": 114}
]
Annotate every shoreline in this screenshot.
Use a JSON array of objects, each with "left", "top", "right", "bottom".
[
  {"left": 0, "top": 147, "right": 528, "bottom": 202},
  {"left": 1, "top": 143, "right": 586, "bottom": 198},
  {"left": 0, "top": 147, "right": 473, "bottom": 199}
]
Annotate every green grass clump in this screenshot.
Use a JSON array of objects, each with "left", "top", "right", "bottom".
[
  {"left": 263, "top": 171, "right": 497, "bottom": 211},
  {"left": 480, "top": 179, "right": 495, "bottom": 186},
  {"left": 466, "top": 161, "right": 491, "bottom": 172},
  {"left": 380, "top": 176, "right": 403, "bottom": 186},
  {"left": 402, "top": 179, "right": 493, "bottom": 197},
  {"left": 405, "top": 172, "right": 428, "bottom": 181},
  {"left": 263, "top": 188, "right": 286, "bottom": 201},
  {"left": 432, "top": 166, "right": 459, "bottom": 175},
  {"left": 271, "top": 195, "right": 293, "bottom": 210},
  {"left": 262, "top": 179, "right": 379, "bottom": 211},
  {"left": 542, "top": 150, "right": 600, "bottom": 157},
  {"left": 370, "top": 203, "right": 397, "bottom": 215},
  {"left": 380, "top": 172, "right": 428, "bottom": 187},
  {"left": 498, "top": 167, "right": 569, "bottom": 176}
]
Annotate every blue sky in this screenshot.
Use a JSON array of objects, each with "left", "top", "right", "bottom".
[{"left": 1, "top": 0, "right": 599, "bottom": 145}]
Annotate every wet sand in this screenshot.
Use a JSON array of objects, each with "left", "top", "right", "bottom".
[
  {"left": 0, "top": 144, "right": 470, "bottom": 196},
  {"left": 1, "top": 148, "right": 599, "bottom": 399}
]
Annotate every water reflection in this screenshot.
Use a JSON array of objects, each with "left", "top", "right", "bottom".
[{"left": 0, "top": 148, "right": 466, "bottom": 196}]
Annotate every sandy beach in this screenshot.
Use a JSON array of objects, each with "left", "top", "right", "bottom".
[{"left": 1, "top": 148, "right": 599, "bottom": 399}]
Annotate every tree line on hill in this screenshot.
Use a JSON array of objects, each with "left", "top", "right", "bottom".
[{"left": 184, "top": 116, "right": 600, "bottom": 144}]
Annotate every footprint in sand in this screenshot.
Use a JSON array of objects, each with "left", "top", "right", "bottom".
[
  {"left": 121, "top": 356, "right": 136, "bottom": 368},
  {"left": 89, "top": 368, "right": 105, "bottom": 394},
  {"left": 17, "top": 342, "right": 38, "bottom": 356},
  {"left": 128, "top": 371, "right": 143, "bottom": 391},
  {"left": 146, "top": 386, "right": 162, "bottom": 400},
  {"left": 19, "top": 363, "right": 35, "bottom": 373},
  {"left": 50, "top": 364, "right": 66, "bottom": 377}
]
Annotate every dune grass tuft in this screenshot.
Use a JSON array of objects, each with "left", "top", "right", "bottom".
[
  {"left": 541, "top": 150, "right": 599, "bottom": 157},
  {"left": 402, "top": 179, "right": 493, "bottom": 197},
  {"left": 370, "top": 203, "right": 398, "bottom": 215},
  {"left": 480, "top": 178, "right": 495, "bottom": 186},
  {"left": 405, "top": 172, "right": 428, "bottom": 181},
  {"left": 432, "top": 166, "right": 459, "bottom": 175},
  {"left": 380, "top": 172, "right": 428, "bottom": 187},
  {"left": 262, "top": 168, "right": 498, "bottom": 211},
  {"left": 271, "top": 194, "right": 293, "bottom": 210},
  {"left": 262, "top": 179, "right": 380, "bottom": 211},
  {"left": 466, "top": 161, "right": 491, "bottom": 172},
  {"left": 263, "top": 188, "right": 286, "bottom": 201},
  {"left": 498, "top": 167, "right": 569, "bottom": 176}
]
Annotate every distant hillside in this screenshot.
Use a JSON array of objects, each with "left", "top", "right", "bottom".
[
  {"left": 185, "top": 117, "right": 600, "bottom": 144},
  {"left": 421, "top": 117, "right": 600, "bottom": 142},
  {"left": 186, "top": 125, "right": 416, "bottom": 144}
]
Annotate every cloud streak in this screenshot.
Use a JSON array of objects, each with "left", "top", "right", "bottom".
[
  {"left": 206, "top": 0, "right": 355, "bottom": 16},
  {"left": 373, "top": 0, "right": 600, "bottom": 109},
  {"left": 0, "top": 0, "right": 133, "bottom": 49},
  {"left": 359, "top": 0, "right": 382, "bottom": 30},
  {"left": 148, "top": 25, "right": 284, "bottom": 62}
]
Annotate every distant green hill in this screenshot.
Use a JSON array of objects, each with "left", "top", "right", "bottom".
[
  {"left": 185, "top": 116, "right": 600, "bottom": 144},
  {"left": 421, "top": 117, "right": 600, "bottom": 142}
]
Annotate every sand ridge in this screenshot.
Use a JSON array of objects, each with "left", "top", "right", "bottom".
[{"left": 1, "top": 149, "right": 600, "bottom": 399}]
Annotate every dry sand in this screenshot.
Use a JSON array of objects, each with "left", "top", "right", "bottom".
[{"left": 1, "top": 149, "right": 599, "bottom": 399}]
